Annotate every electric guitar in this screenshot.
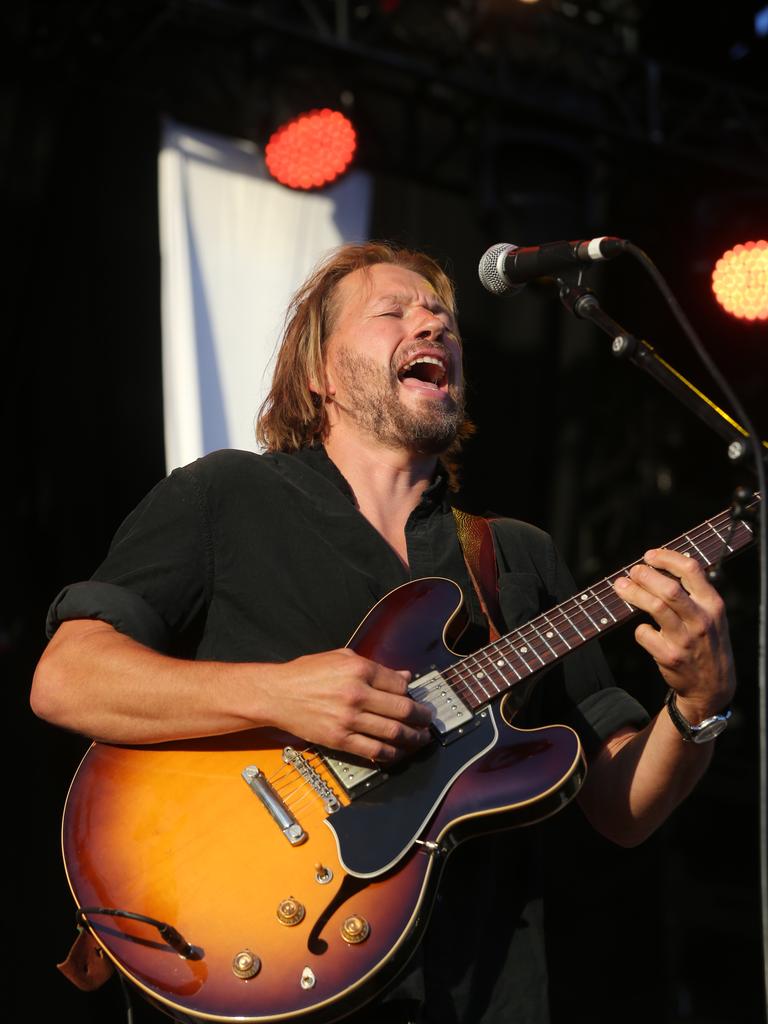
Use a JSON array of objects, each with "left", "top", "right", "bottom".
[{"left": 62, "top": 496, "right": 757, "bottom": 1023}]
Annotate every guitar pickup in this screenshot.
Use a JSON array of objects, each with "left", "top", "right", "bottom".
[
  {"left": 409, "top": 670, "right": 473, "bottom": 738},
  {"left": 323, "top": 755, "right": 386, "bottom": 798}
]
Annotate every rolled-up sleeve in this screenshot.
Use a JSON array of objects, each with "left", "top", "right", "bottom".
[{"left": 45, "top": 465, "right": 211, "bottom": 654}]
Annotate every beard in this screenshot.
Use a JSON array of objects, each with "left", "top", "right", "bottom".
[{"left": 330, "top": 347, "right": 465, "bottom": 454}]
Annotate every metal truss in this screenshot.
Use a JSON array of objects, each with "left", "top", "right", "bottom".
[{"left": 9, "top": 0, "right": 768, "bottom": 187}]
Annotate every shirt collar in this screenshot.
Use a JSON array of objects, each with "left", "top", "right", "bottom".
[{"left": 291, "top": 445, "right": 450, "bottom": 514}]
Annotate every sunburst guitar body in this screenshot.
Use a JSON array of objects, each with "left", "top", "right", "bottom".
[{"left": 62, "top": 577, "right": 583, "bottom": 1023}]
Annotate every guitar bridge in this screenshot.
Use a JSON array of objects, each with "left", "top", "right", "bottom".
[
  {"left": 283, "top": 747, "right": 342, "bottom": 812},
  {"left": 241, "top": 765, "right": 307, "bottom": 845}
]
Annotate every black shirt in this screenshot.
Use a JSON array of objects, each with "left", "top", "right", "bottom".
[{"left": 47, "top": 446, "right": 648, "bottom": 1023}]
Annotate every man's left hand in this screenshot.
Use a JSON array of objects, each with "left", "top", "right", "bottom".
[{"left": 613, "top": 548, "right": 736, "bottom": 720}]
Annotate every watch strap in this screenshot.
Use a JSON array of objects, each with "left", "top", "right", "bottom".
[{"left": 664, "top": 688, "right": 732, "bottom": 743}]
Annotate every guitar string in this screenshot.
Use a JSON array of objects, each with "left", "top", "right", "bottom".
[{"left": 441, "top": 509, "right": 754, "bottom": 708}]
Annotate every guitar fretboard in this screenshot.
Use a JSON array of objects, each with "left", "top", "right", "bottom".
[{"left": 441, "top": 498, "right": 758, "bottom": 710}]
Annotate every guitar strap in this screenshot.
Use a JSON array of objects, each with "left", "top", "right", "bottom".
[
  {"left": 451, "top": 508, "right": 504, "bottom": 642},
  {"left": 57, "top": 926, "right": 114, "bottom": 991}
]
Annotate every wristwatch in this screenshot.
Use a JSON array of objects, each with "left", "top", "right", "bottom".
[{"left": 665, "top": 688, "right": 732, "bottom": 744}]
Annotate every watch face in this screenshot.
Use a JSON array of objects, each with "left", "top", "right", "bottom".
[{"left": 692, "top": 716, "right": 730, "bottom": 744}]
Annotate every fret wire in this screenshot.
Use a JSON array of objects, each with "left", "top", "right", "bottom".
[
  {"left": 689, "top": 530, "right": 720, "bottom": 564},
  {"left": 588, "top": 586, "right": 618, "bottom": 625},
  {"left": 563, "top": 599, "right": 601, "bottom": 638},
  {"left": 526, "top": 619, "right": 559, "bottom": 660},
  {"left": 533, "top": 611, "right": 577, "bottom": 653},
  {"left": 510, "top": 627, "right": 549, "bottom": 666},
  {"left": 461, "top": 663, "right": 488, "bottom": 702},
  {"left": 691, "top": 518, "right": 725, "bottom": 550},
  {"left": 474, "top": 643, "right": 507, "bottom": 678},
  {"left": 593, "top": 578, "right": 634, "bottom": 619},
  {"left": 702, "top": 516, "right": 738, "bottom": 556},
  {"left": 469, "top": 667, "right": 494, "bottom": 700},
  {"left": 436, "top": 667, "right": 482, "bottom": 708},
  {"left": 477, "top": 645, "right": 514, "bottom": 689},
  {"left": 499, "top": 632, "right": 545, "bottom": 672},
  {"left": 475, "top": 638, "right": 512, "bottom": 679},
  {"left": 726, "top": 516, "right": 753, "bottom": 541},
  {"left": 706, "top": 520, "right": 733, "bottom": 551},
  {"left": 510, "top": 611, "right": 576, "bottom": 656},
  {"left": 559, "top": 602, "right": 587, "bottom": 641},
  {"left": 697, "top": 526, "right": 724, "bottom": 557},
  {"left": 683, "top": 533, "right": 711, "bottom": 565},
  {"left": 546, "top": 612, "right": 577, "bottom": 648},
  {"left": 552, "top": 599, "right": 607, "bottom": 637},
  {"left": 487, "top": 641, "right": 522, "bottom": 681},
  {"left": 441, "top": 655, "right": 506, "bottom": 710},
  {"left": 446, "top": 653, "right": 517, "bottom": 710},
  {"left": 448, "top": 657, "right": 486, "bottom": 702},
  {"left": 573, "top": 589, "right": 608, "bottom": 628},
  {"left": 561, "top": 593, "right": 606, "bottom": 630},
  {"left": 494, "top": 639, "right": 531, "bottom": 681},
  {"left": 541, "top": 611, "right": 572, "bottom": 650},
  {"left": 464, "top": 650, "right": 501, "bottom": 697}
]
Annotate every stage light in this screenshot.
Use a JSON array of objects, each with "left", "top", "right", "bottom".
[
  {"left": 265, "top": 109, "right": 357, "bottom": 190},
  {"left": 712, "top": 240, "right": 768, "bottom": 321}
]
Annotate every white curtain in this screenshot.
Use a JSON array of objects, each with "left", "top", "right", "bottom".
[{"left": 158, "top": 119, "right": 372, "bottom": 472}]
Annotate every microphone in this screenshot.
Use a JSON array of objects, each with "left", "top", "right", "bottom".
[{"left": 478, "top": 237, "right": 628, "bottom": 295}]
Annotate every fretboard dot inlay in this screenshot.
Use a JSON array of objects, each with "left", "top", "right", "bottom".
[
  {"left": 496, "top": 661, "right": 504, "bottom": 667},
  {"left": 520, "top": 646, "right": 528, "bottom": 654},
  {"left": 580, "top": 594, "right": 588, "bottom": 601},
  {"left": 545, "top": 631, "right": 554, "bottom": 639},
  {"left": 476, "top": 672, "right": 485, "bottom": 679},
  {"left": 600, "top": 617, "right": 608, "bottom": 625}
]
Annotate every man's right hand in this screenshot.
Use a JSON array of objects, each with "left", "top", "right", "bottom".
[
  {"left": 32, "top": 621, "right": 433, "bottom": 757},
  {"left": 263, "top": 648, "right": 434, "bottom": 763}
]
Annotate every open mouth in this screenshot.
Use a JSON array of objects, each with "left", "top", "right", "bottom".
[{"left": 396, "top": 355, "right": 449, "bottom": 391}]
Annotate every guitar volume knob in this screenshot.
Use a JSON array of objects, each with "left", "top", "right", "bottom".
[
  {"left": 277, "top": 898, "right": 306, "bottom": 926},
  {"left": 232, "top": 949, "right": 261, "bottom": 979},
  {"left": 340, "top": 914, "right": 370, "bottom": 944}
]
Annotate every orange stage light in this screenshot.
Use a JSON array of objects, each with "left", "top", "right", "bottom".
[
  {"left": 265, "top": 109, "right": 357, "bottom": 190},
  {"left": 711, "top": 240, "right": 768, "bottom": 321}
]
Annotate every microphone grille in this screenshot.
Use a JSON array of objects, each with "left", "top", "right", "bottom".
[{"left": 478, "top": 242, "right": 520, "bottom": 295}]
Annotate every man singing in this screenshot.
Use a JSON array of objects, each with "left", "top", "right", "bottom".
[{"left": 32, "top": 242, "right": 735, "bottom": 1023}]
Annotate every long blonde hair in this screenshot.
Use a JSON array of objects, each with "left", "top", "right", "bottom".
[{"left": 255, "top": 241, "right": 473, "bottom": 486}]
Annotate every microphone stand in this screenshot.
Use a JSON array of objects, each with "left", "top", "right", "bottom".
[
  {"left": 556, "top": 269, "right": 768, "bottom": 1009},
  {"left": 556, "top": 274, "right": 764, "bottom": 469}
]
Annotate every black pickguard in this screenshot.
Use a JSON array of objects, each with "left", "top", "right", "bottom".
[{"left": 325, "top": 709, "right": 498, "bottom": 877}]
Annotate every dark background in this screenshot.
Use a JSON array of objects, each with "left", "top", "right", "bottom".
[{"left": 5, "top": 2, "right": 767, "bottom": 1021}]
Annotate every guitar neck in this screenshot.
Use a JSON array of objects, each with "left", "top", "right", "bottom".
[{"left": 442, "top": 496, "right": 759, "bottom": 710}]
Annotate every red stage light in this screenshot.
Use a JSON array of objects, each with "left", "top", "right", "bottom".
[
  {"left": 265, "top": 109, "right": 357, "bottom": 190},
  {"left": 712, "top": 240, "right": 768, "bottom": 321}
]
